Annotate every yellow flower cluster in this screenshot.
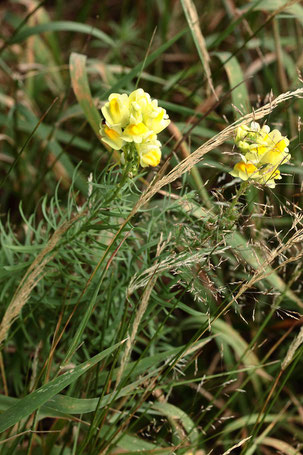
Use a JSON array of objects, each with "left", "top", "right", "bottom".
[
  {"left": 100, "top": 89, "right": 170, "bottom": 168},
  {"left": 230, "top": 122, "right": 290, "bottom": 188}
]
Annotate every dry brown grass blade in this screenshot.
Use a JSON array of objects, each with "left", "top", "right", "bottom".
[
  {"left": 181, "top": 0, "right": 217, "bottom": 99},
  {"left": 282, "top": 325, "right": 303, "bottom": 371},
  {"left": 221, "top": 437, "right": 252, "bottom": 455},
  {"left": 261, "top": 437, "right": 303, "bottom": 455},
  {"left": 0, "top": 214, "right": 82, "bottom": 346}
]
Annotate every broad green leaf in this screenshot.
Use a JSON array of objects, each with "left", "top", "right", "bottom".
[
  {"left": 115, "top": 433, "right": 159, "bottom": 451},
  {"left": 0, "top": 340, "right": 125, "bottom": 433},
  {"left": 45, "top": 370, "right": 157, "bottom": 416}
]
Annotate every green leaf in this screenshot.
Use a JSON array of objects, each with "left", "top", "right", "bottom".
[
  {"left": 152, "top": 402, "right": 199, "bottom": 444},
  {"left": 0, "top": 340, "right": 125, "bottom": 433},
  {"left": 10, "top": 21, "right": 115, "bottom": 47},
  {"left": 248, "top": 0, "right": 303, "bottom": 27},
  {"left": 215, "top": 51, "right": 251, "bottom": 116},
  {"left": 3, "top": 244, "right": 43, "bottom": 253},
  {"left": 224, "top": 412, "right": 290, "bottom": 433},
  {"left": 45, "top": 371, "right": 155, "bottom": 416}
]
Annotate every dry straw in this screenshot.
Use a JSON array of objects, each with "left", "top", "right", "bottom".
[{"left": 181, "top": 0, "right": 216, "bottom": 99}]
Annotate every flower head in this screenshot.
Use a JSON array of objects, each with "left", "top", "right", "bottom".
[
  {"left": 230, "top": 121, "right": 290, "bottom": 188},
  {"left": 100, "top": 89, "right": 170, "bottom": 171}
]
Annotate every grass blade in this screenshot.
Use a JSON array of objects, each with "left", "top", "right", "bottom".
[
  {"left": 0, "top": 340, "right": 125, "bottom": 433},
  {"left": 9, "top": 21, "right": 115, "bottom": 47}
]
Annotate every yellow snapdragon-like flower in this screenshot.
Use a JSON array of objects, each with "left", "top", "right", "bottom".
[
  {"left": 246, "top": 128, "right": 290, "bottom": 166},
  {"left": 235, "top": 121, "right": 262, "bottom": 143},
  {"left": 128, "top": 88, "right": 152, "bottom": 123},
  {"left": 100, "top": 88, "right": 170, "bottom": 170},
  {"left": 230, "top": 161, "right": 259, "bottom": 181},
  {"left": 101, "top": 93, "right": 130, "bottom": 128},
  {"left": 135, "top": 136, "right": 162, "bottom": 168},
  {"left": 257, "top": 165, "right": 282, "bottom": 188},
  {"left": 128, "top": 89, "right": 170, "bottom": 134},
  {"left": 143, "top": 99, "right": 170, "bottom": 134},
  {"left": 121, "top": 122, "right": 151, "bottom": 143},
  {"left": 231, "top": 121, "right": 290, "bottom": 188},
  {"left": 99, "top": 124, "right": 125, "bottom": 150}
]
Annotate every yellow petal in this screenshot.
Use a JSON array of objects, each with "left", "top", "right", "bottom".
[
  {"left": 234, "top": 161, "right": 257, "bottom": 174},
  {"left": 140, "top": 149, "right": 161, "bottom": 167},
  {"left": 125, "top": 123, "right": 149, "bottom": 136}
]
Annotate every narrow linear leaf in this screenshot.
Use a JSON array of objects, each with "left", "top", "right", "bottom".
[
  {"left": 0, "top": 340, "right": 125, "bottom": 433},
  {"left": 224, "top": 412, "right": 294, "bottom": 433},
  {"left": 9, "top": 21, "right": 115, "bottom": 47},
  {"left": 257, "top": 436, "right": 302, "bottom": 455}
]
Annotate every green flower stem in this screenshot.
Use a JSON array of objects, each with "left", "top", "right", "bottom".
[
  {"left": 103, "top": 146, "right": 135, "bottom": 205},
  {"left": 103, "top": 165, "right": 131, "bottom": 205},
  {"left": 226, "top": 180, "right": 250, "bottom": 219}
]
